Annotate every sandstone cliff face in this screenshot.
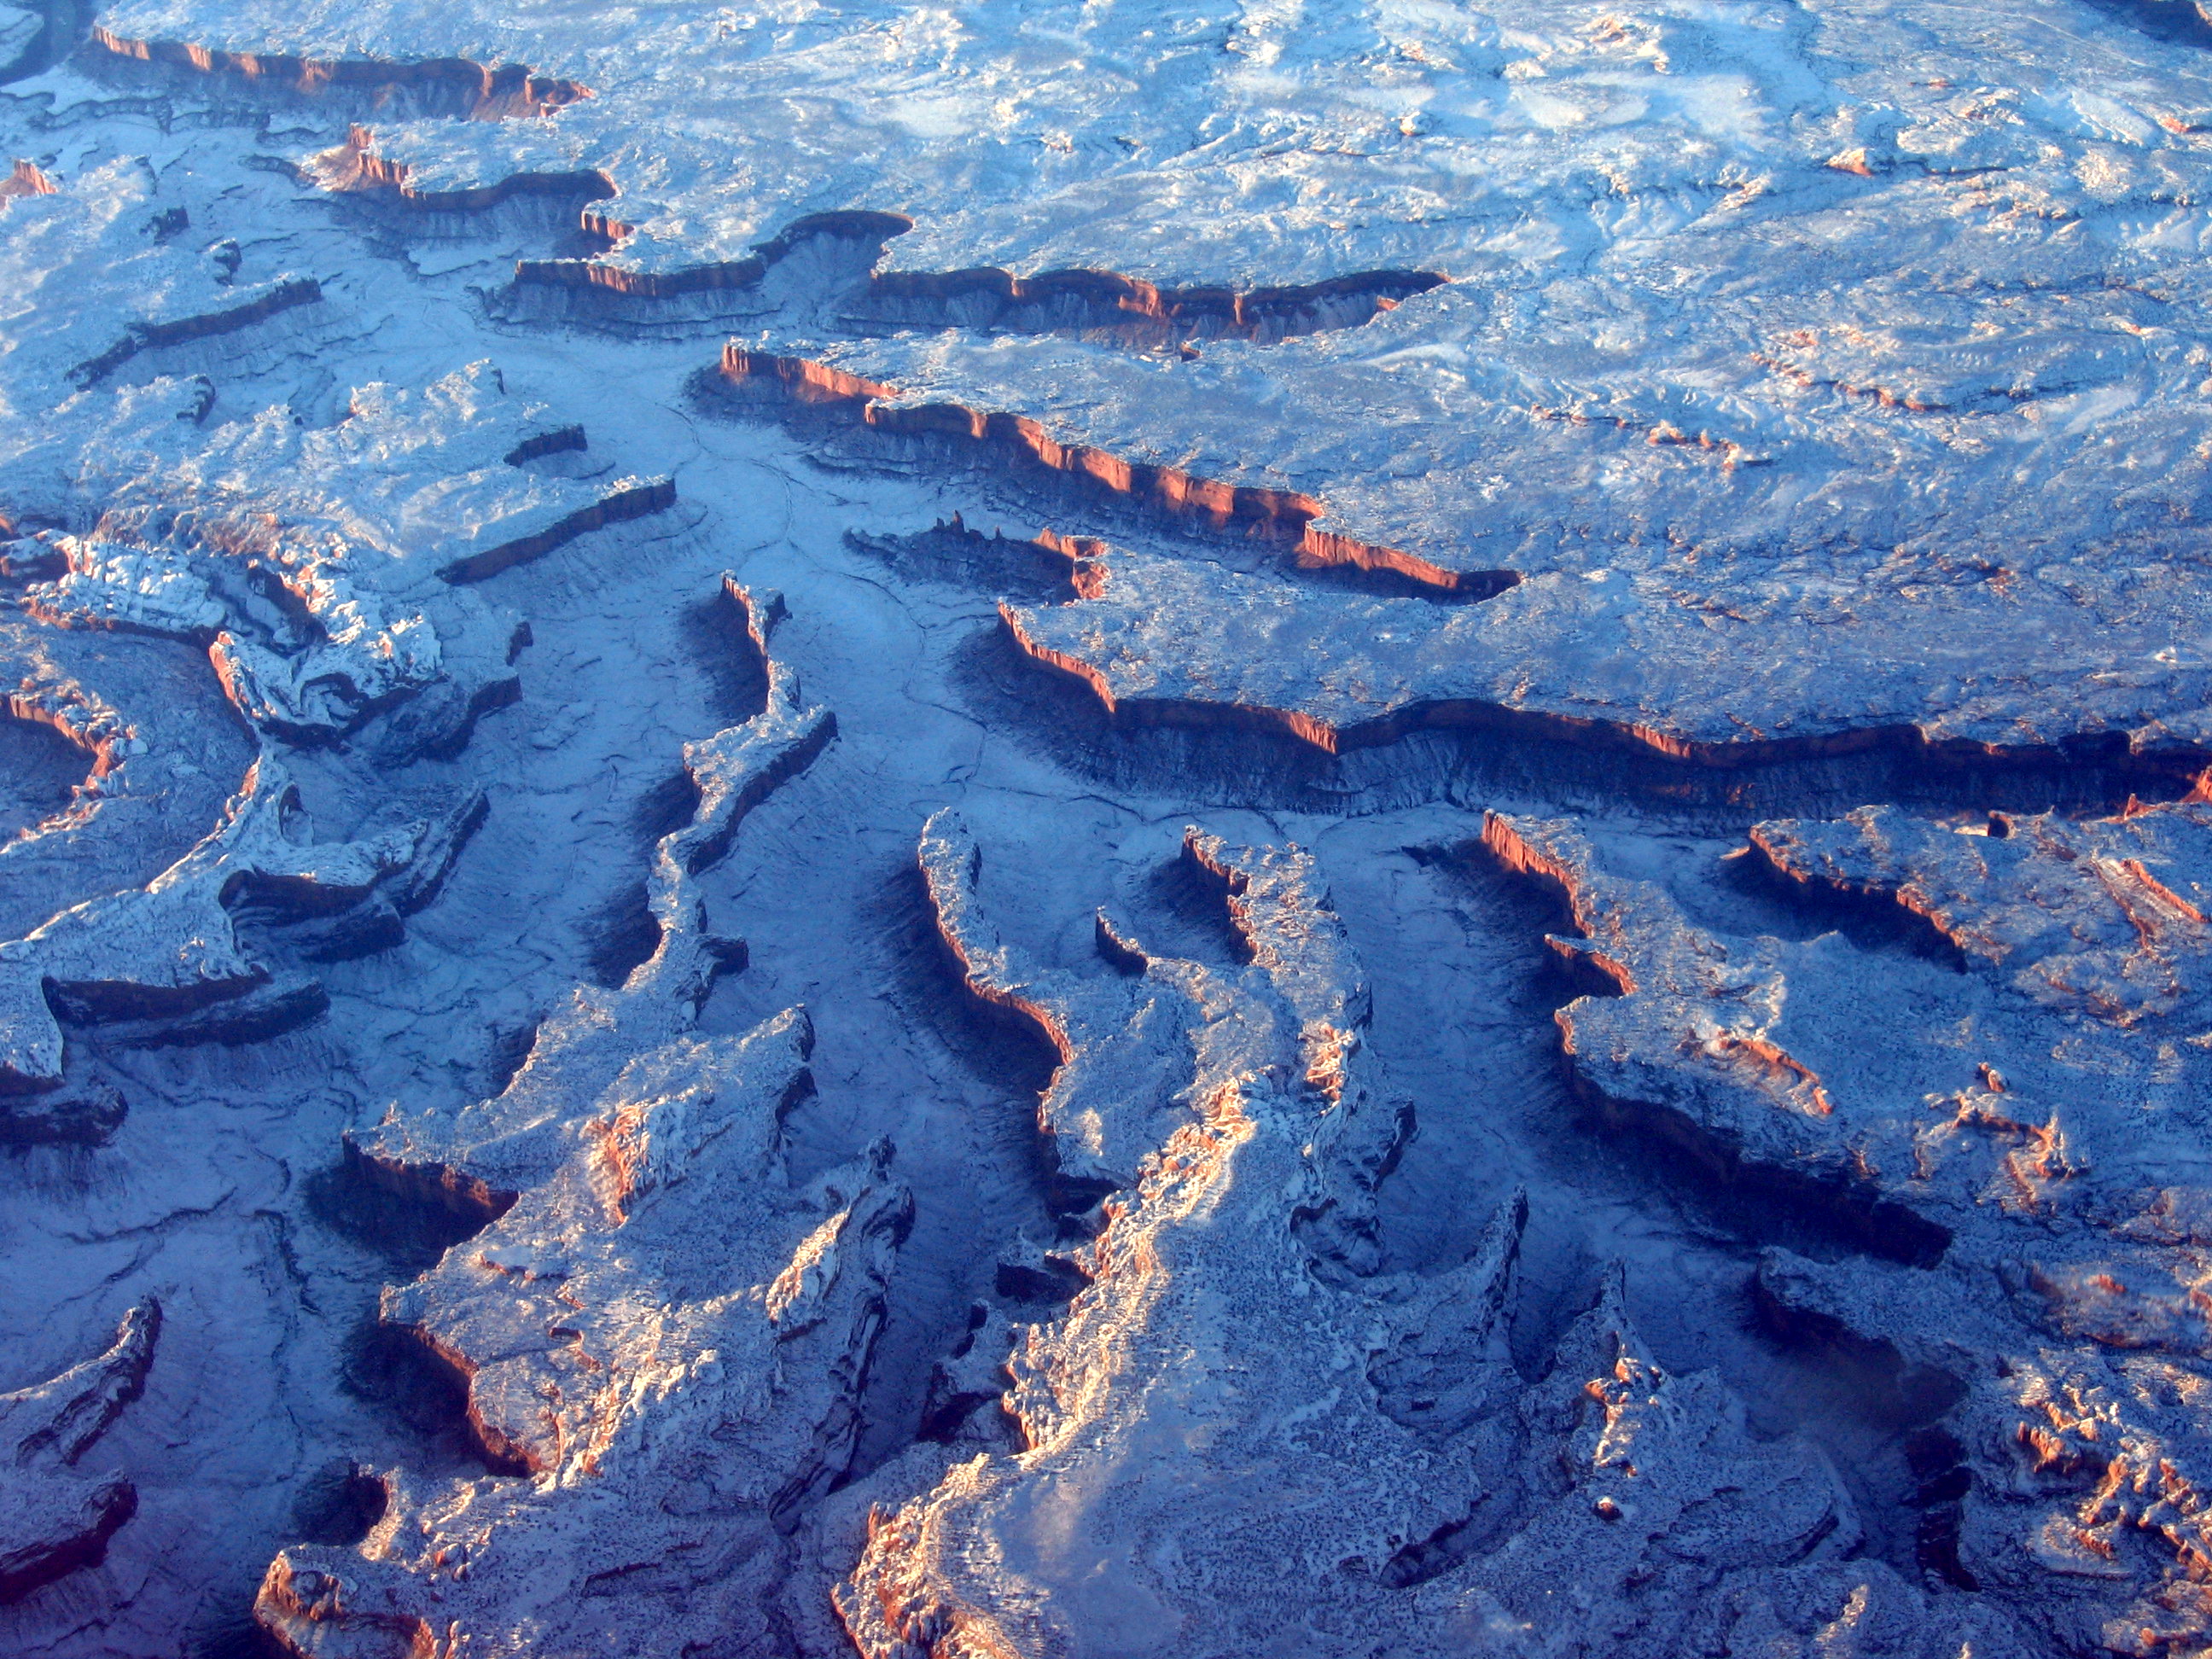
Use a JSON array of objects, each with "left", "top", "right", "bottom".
[
  {"left": 841, "top": 820, "right": 2015, "bottom": 1659},
  {"left": 258, "top": 591, "right": 911, "bottom": 1656},
  {"left": 844, "top": 818, "right": 1515, "bottom": 1656},
  {"left": 14, "top": 360, "right": 673, "bottom": 760},
  {"left": 915, "top": 816, "right": 1404, "bottom": 1263},
  {"left": 78, "top": 0, "right": 2212, "bottom": 765},
  {"left": 1463, "top": 800, "right": 2212, "bottom": 1656},
  {"left": 0, "top": 751, "right": 480, "bottom": 1132},
  {"left": 262, "top": 1008, "right": 912, "bottom": 1657}
]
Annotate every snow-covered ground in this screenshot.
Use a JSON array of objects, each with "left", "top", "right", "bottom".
[{"left": 2, "top": 2, "right": 2211, "bottom": 1654}]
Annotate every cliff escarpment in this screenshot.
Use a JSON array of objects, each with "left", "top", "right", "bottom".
[
  {"left": 719, "top": 345, "right": 1512, "bottom": 602},
  {"left": 89, "top": 27, "right": 589, "bottom": 119},
  {"left": 850, "top": 265, "right": 1445, "bottom": 346}
]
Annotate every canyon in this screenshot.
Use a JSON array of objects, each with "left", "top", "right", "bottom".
[{"left": 3, "top": 1, "right": 2212, "bottom": 1656}]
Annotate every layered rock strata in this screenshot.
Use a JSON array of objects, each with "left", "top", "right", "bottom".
[
  {"left": 12, "top": 1, "right": 2212, "bottom": 1650},
  {"left": 1, "top": 163, "right": 673, "bottom": 763},
  {"left": 917, "top": 813, "right": 1405, "bottom": 1259},
  {"left": 15, "top": 358, "right": 671, "bottom": 758},
  {"left": 842, "top": 266, "right": 1447, "bottom": 346},
  {"left": 0, "top": 1301, "right": 160, "bottom": 1607},
  {"left": 1485, "top": 800, "right": 2212, "bottom": 1653},
  {"left": 90, "top": 28, "right": 590, "bottom": 118},
  {"left": 73, "top": 0, "right": 2212, "bottom": 765},
  {"left": 843, "top": 819, "right": 2011, "bottom": 1657},
  {"left": 0, "top": 752, "right": 480, "bottom": 1134},
  {"left": 719, "top": 346, "right": 1508, "bottom": 604},
  {"left": 254, "top": 590, "right": 899, "bottom": 1656}
]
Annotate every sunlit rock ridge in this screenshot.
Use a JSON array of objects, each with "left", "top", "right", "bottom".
[{"left": 3, "top": 0, "right": 2212, "bottom": 1656}]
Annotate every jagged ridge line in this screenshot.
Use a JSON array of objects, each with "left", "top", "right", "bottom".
[
  {"left": 527, "top": 221, "right": 1446, "bottom": 346},
  {"left": 720, "top": 345, "right": 1510, "bottom": 601},
  {"left": 998, "top": 603, "right": 2212, "bottom": 787},
  {"left": 71, "top": 278, "right": 323, "bottom": 386},
  {"left": 333, "top": 125, "right": 615, "bottom": 212},
  {"left": 88, "top": 28, "right": 591, "bottom": 115},
  {"left": 437, "top": 477, "right": 676, "bottom": 583}
]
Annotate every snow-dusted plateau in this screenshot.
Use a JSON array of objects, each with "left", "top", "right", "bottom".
[{"left": 9, "top": 0, "right": 2212, "bottom": 1652}]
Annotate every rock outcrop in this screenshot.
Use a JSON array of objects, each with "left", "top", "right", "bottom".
[
  {"left": 1754, "top": 801, "right": 2212, "bottom": 1029},
  {"left": 254, "top": 591, "right": 893, "bottom": 1656},
  {"left": 68, "top": 0, "right": 2212, "bottom": 768},
  {"left": 0, "top": 1301, "right": 160, "bottom": 1607},
  {"left": 0, "top": 752, "right": 480, "bottom": 1133},
  {"left": 261, "top": 1007, "right": 911, "bottom": 1657},
  {"left": 844, "top": 823, "right": 2003, "bottom": 1658},
  {"left": 917, "top": 814, "right": 1404, "bottom": 1260},
  {"left": 90, "top": 28, "right": 591, "bottom": 119},
  {"left": 16, "top": 0, "right": 2212, "bottom": 1650},
  {"left": 1478, "top": 799, "right": 2212, "bottom": 1654},
  {"left": 720, "top": 345, "right": 1507, "bottom": 605},
  {"left": 1481, "top": 811, "right": 1953, "bottom": 1263},
  {"left": 16, "top": 360, "right": 672, "bottom": 758}
]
